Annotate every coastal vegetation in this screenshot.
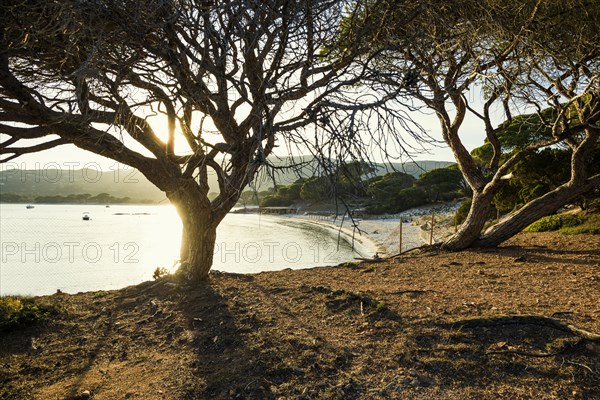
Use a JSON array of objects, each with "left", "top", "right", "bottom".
[
  {"left": 525, "top": 213, "right": 600, "bottom": 234},
  {"left": 253, "top": 163, "right": 466, "bottom": 214}
]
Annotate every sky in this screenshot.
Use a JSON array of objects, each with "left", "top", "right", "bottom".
[{"left": 0, "top": 106, "right": 490, "bottom": 173}]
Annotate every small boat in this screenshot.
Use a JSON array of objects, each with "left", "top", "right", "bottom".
[
  {"left": 105, "top": 205, "right": 110, "bottom": 208},
  {"left": 26, "top": 205, "right": 35, "bottom": 209},
  {"left": 82, "top": 212, "right": 91, "bottom": 221}
]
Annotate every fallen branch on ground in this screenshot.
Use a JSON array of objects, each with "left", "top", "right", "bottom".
[
  {"left": 389, "top": 244, "right": 442, "bottom": 259},
  {"left": 388, "top": 289, "right": 438, "bottom": 295},
  {"left": 486, "top": 348, "right": 572, "bottom": 358},
  {"left": 449, "top": 315, "right": 600, "bottom": 342}
]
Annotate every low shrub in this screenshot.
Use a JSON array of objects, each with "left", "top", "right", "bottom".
[
  {"left": 525, "top": 215, "right": 562, "bottom": 232},
  {"left": 559, "top": 214, "right": 600, "bottom": 234},
  {"left": 0, "top": 296, "right": 55, "bottom": 332},
  {"left": 525, "top": 213, "right": 589, "bottom": 233}
]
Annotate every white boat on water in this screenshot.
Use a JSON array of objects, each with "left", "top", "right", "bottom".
[{"left": 82, "top": 212, "right": 91, "bottom": 221}]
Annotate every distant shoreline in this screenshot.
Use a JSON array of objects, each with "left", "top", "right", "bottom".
[
  {"left": 0, "top": 201, "right": 161, "bottom": 206},
  {"left": 263, "top": 211, "right": 439, "bottom": 259},
  {"left": 285, "top": 216, "right": 382, "bottom": 259}
]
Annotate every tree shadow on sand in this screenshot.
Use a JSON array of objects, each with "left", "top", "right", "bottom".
[
  {"left": 141, "top": 276, "right": 277, "bottom": 399},
  {"left": 414, "top": 317, "right": 600, "bottom": 398}
]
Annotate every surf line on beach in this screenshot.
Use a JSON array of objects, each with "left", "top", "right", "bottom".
[
  {"left": 266, "top": 213, "right": 427, "bottom": 260},
  {"left": 259, "top": 214, "right": 378, "bottom": 261},
  {"left": 286, "top": 213, "right": 436, "bottom": 258}
]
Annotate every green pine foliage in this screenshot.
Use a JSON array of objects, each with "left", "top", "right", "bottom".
[
  {"left": 471, "top": 107, "right": 600, "bottom": 215},
  {"left": 366, "top": 166, "right": 464, "bottom": 214}
]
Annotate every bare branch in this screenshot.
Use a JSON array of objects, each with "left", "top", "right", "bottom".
[{"left": 0, "top": 138, "right": 67, "bottom": 162}]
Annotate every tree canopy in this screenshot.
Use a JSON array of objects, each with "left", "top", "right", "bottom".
[{"left": 1, "top": 0, "right": 413, "bottom": 281}]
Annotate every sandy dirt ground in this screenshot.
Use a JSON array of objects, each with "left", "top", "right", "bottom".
[{"left": 1, "top": 231, "right": 599, "bottom": 399}]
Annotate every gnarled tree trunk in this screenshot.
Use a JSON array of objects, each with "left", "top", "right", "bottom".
[
  {"left": 167, "top": 181, "right": 224, "bottom": 283},
  {"left": 446, "top": 125, "right": 600, "bottom": 250},
  {"left": 476, "top": 174, "right": 600, "bottom": 247},
  {"left": 177, "top": 210, "right": 218, "bottom": 283},
  {"left": 442, "top": 191, "right": 493, "bottom": 250}
]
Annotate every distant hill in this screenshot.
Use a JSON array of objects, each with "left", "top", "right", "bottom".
[
  {"left": 250, "top": 157, "right": 455, "bottom": 190},
  {"left": 0, "top": 168, "right": 166, "bottom": 203},
  {"left": 383, "top": 160, "right": 456, "bottom": 177},
  {"left": 0, "top": 158, "right": 454, "bottom": 202}
]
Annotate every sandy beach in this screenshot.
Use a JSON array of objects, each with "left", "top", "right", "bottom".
[
  {"left": 290, "top": 201, "right": 461, "bottom": 258},
  {"left": 297, "top": 216, "right": 425, "bottom": 257}
]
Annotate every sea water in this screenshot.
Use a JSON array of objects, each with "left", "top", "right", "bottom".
[{"left": 0, "top": 204, "right": 373, "bottom": 295}]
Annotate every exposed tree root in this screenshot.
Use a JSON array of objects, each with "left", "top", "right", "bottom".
[
  {"left": 390, "top": 243, "right": 442, "bottom": 259},
  {"left": 450, "top": 315, "right": 600, "bottom": 342},
  {"left": 387, "top": 289, "right": 438, "bottom": 296},
  {"left": 566, "top": 361, "right": 597, "bottom": 375},
  {"left": 486, "top": 348, "right": 572, "bottom": 358}
]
